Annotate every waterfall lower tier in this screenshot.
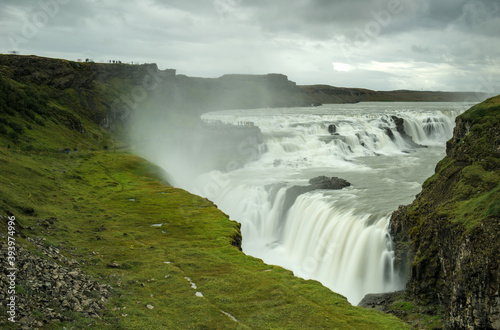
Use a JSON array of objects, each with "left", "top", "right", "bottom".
[
  {"left": 195, "top": 175, "right": 402, "bottom": 304},
  {"left": 281, "top": 195, "right": 398, "bottom": 304}
]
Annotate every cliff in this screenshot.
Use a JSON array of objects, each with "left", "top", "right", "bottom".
[
  {"left": 388, "top": 96, "right": 500, "bottom": 328},
  {"left": 299, "top": 85, "right": 484, "bottom": 103},
  {"left": 172, "top": 72, "right": 312, "bottom": 111},
  {"left": 2, "top": 53, "right": 495, "bottom": 328},
  {"left": 299, "top": 85, "right": 379, "bottom": 104}
]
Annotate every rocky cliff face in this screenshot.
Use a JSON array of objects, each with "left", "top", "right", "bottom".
[
  {"left": 390, "top": 96, "right": 500, "bottom": 329},
  {"left": 0, "top": 55, "right": 174, "bottom": 90},
  {"left": 0, "top": 55, "right": 315, "bottom": 119},
  {"left": 170, "top": 73, "right": 313, "bottom": 111},
  {"left": 0, "top": 55, "right": 178, "bottom": 130}
]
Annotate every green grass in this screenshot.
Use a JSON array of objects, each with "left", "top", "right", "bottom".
[
  {"left": 0, "top": 147, "right": 408, "bottom": 329},
  {"left": 452, "top": 183, "right": 500, "bottom": 230},
  {"left": 460, "top": 96, "right": 500, "bottom": 124},
  {"left": 411, "top": 95, "right": 500, "bottom": 231},
  {"left": 0, "top": 55, "right": 408, "bottom": 329}
]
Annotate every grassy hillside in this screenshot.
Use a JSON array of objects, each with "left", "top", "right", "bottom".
[
  {"left": 0, "top": 55, "right": 408, "bottom": 328},
  {"left": 298, "top": 85, "right": 484, "bottom": 104},
  {"left": 418, "top": 95, "right": 500, "bottom": 230}
]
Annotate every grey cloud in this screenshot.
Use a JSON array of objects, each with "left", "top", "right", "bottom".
[
  {"left": 0, "top": 0, "right": 499, "bottom": 91},
  {"left": 457, "top": 0, "right": 500, "bottom": 36},
  {"left": 412, "top": 45, "right": 430, "bottom": 54},
  {"left": 239, "top": 0, "right": 411, "bottom": 39},
  {"left": 235, "top": 0, "right": 499, "bottom": 41},
  {"left": 400, "top": 0, "right": 500, "bottom": 36}
]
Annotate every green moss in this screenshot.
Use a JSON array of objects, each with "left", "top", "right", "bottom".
[
  {"left": 411, "top": 95, "right": 500, "bottom": 232},
  {"left": 461, "top": 97, "right": 500, "bottom": 124},
  {"left": 394, "top": 95, "right": 500, "bottom": 326},
  {"left": 392, "top": 301, "right": 415, "bottom": 311},
  {"left": 485, "top": 199, "right": 500, "bottom": 217},
  {"left": 0, "top": 147, "right": 408, "bottom": 329},
  {"left": 451, "top": 184, "right": 500, "bottom": 230}
]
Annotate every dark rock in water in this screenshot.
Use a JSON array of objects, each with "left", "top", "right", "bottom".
[
  {"left": 328, "top": 124, "right": 336, "bottom": 134},
  {"left": 383, "top": 127, "right": 395, "bottom": 141},
  {"left": 308, "top": 176, "right": 351, "bottom": 189},
  {"left": 391, "top": 116, "right": 426, "bottom": 149},
  {"left": 283, "top": 176, "right": 351, "bottom": 214},
  {"left": 276, "top": 176, "right": 351, "bottom": 238}
]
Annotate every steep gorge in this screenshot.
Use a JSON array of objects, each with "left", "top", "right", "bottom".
[{"left": 1, "top": 54, "right": 498, "bottom": 328}]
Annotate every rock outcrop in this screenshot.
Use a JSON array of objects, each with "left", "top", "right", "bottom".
[
  {"left": 0, "top": 55, "right": 178, "bottom": 131},
  {"left": 283, "top": 176, "right": 351, "bottom": 213},
  {"left": 387, "top": 96, "right": 500, "bottom": 328}
]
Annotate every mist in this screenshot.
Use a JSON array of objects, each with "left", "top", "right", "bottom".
[{"left": 122, "top": 71, "right": 266, "bottom": 188}]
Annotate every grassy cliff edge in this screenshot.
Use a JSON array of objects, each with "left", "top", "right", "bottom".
[{"left": 0, "top": 55, "right": 408, "bottom": 328}]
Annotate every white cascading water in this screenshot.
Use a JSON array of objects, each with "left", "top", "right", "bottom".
[{"left": 173, "top": 102, "right": 470, "bottom": 304}]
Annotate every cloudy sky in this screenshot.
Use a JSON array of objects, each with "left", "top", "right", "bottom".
[{"left": 1, "top": 0, "right": 499, "bottom": 92}]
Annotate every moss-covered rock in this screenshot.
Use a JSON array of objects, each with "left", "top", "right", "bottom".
[{"left": 389, "top": 95, "right": 500, "bottom": 329}]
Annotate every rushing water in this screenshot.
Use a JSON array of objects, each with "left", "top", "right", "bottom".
[{"left": 176, "top": 102, "right": 471, "bottom": 304}]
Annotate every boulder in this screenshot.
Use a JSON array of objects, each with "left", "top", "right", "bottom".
[
  {"left": 308, "top": 176, "right": 350, "bottom": 189},
  {"left": 283, "top": 176, "right": 351, "bottom": 213}
]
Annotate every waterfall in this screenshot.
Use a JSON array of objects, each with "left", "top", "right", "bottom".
[
  {"left": 172, "top": 102, "right": 470, "bottom": 304},
  {"left": 193, "top": 175, "right": 401, "bottom": 304},
  {"left": 282, "top": 195, "right": 398, "bottom": 304}
]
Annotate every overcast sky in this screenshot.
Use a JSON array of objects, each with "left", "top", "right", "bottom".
[{"left": 1, "top": 0, "right": 499, "bottom": 92}]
